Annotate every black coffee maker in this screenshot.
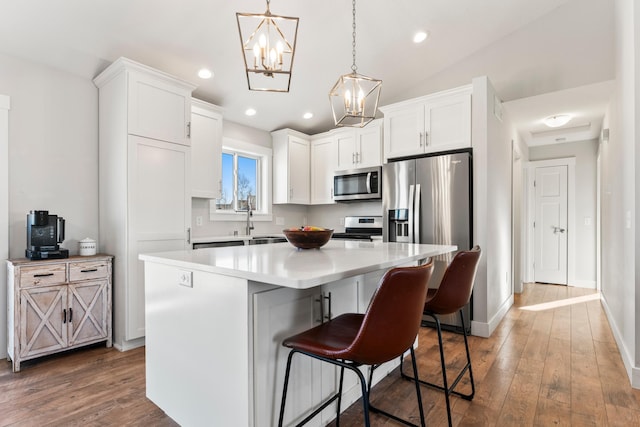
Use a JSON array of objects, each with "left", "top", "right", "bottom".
[{"left": 26, "top": 210, "right": 69, "bottom": 260}]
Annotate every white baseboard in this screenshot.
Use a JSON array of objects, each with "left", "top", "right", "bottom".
[
  {"left": 570, "top": 279, "right": 596, "bottom": 289},
  {"left": 600, "top": 294, "right": 640, "bottom": 389},
  {"left": 113, "top": 337, "right": 145, "bottom": 352},
  {"left": 471, "top": 294, "right": 514, "bottom": 338}
]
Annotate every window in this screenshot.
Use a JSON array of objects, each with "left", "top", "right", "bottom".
[
  {"left": 217, "top": 151, "right": 259, "bottom": 212},
  {"left": 210, "top": 138, "right": 272, "bottom": 221}
]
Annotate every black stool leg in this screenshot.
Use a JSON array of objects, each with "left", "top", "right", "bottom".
[
  {"left": 433, "top": 316, "right": 453, "bottom": 427},
  {"left": 278, "top": 350, "right": 296, "bottom": 427},
  {"left": 336, "top": 365, "right": 345, "bottom": 427},
  {"left": 459, "top": 309, "right": 476, "bottom": 399}
]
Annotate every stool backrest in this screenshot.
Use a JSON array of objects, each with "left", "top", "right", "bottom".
[
  {"left": 425, "top": 246, "right": 481, "bottom": 315},
  {"left": 346, "top": 260, "right": 434, "bottom": 365}
]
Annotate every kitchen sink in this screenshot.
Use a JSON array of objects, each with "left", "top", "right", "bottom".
[{"left": 248, "top": 236, "right": 287, "bottom": 245}]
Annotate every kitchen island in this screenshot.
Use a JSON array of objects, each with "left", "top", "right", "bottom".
[{"left": 139, "top": 240, "right": 456, "bottom": 427}]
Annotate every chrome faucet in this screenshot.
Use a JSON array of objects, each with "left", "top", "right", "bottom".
[{"left": 246, "top": 199, "right": 254, "bottom": 236}]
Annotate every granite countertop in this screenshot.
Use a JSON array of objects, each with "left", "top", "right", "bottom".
[{"left": 139, "top": 240, "right": 456, "bottom": 289}]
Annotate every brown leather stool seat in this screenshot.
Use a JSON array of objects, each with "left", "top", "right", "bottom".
[
  {"left": 278, "top": 260, "right": 434, "bottom": 427},
  {"left": 401, "top": 246, "right": 481, "bottom": 427}
]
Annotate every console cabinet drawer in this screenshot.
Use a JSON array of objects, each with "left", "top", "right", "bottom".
[
  {"left": 69, "top": 260, "right": 109, "bottom": 282},
  {"left": 19, "top": 264, "right": 66, "bottom": 288}
]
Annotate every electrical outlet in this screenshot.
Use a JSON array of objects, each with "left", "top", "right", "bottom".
[
  {"left": 178, "top": 270, "right": 193, "bottom": 288},
  {"left": 196, "top": 216, "right": 203, "bottom": 226},
  {"left": 276, "top": 217, "right": 285, "bottom": 225}
]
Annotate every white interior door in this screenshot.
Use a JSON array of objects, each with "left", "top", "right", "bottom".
[{"left": 534, "top": 165, "right": 568, "bottom": 284}]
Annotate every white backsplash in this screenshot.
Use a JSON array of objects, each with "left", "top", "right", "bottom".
[{"left": 191, "top": 199, "right": 382, "bottom": 238}]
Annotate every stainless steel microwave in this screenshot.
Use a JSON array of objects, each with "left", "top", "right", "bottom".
[{"left": 333, "top": 166, "right": 382, "bottom": 201}]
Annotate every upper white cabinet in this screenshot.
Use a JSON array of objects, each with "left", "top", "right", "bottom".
[
  {"left": 381, "top": 85, "right": 471, "bottom": 160},
  {"left": 94, "top": 57, "right": 194, "bottom": 348},
  {"left": 191, "top": 99, "right": 223, "bottom": 199},
  {"left": 98, "top": 59, "right": 194, "bottom": 146},
  {"left": 310, "top": 135, "right": 337, "bottom": 205},
  {"left": 272, "top": 129, "right": 310, "bottom": 204},
  {"left": 335, "top": 119, "right": 382, "bottom": 170}
]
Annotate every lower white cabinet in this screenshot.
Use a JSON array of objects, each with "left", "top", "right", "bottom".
[
  {"left": 254, "top": 277, "right": 384, "bottom": 426},
  {"left": 7, "top": 255, "right": 113, "bottom": 372}
]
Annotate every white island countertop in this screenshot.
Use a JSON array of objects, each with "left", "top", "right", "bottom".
[{"left": 139, "top": 240, "right": 456, "bottom": 289}]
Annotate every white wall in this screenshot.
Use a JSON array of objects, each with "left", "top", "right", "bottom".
[
  {"left": 470, "top": 76, "right": 514, "bottom": 337},
  {"left": 0, "top": 53, "right": 99, "bottom": 360},
  {"left": 0, "top": 53, "right": 99, "bottom": 258},
  {"left": 600, "top": 0, "right": 639, "bottom": 387},
  {"left": 511, "top": 133, "right": 530, "bottom": 293},
  {"left": 529, "top": 140, "right": 598, "bottom": 287}
]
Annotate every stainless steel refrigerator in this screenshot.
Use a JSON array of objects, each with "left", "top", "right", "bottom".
[{"left": 382, "top": 149, "right": 473, "bottom": 332}]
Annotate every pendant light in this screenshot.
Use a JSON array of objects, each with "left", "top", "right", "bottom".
[
  {"left": 329, "top": 0, "right": 382, "bottom": 127},
  {"left": 236, "top": 0, "right": 299, "bottom": 92}
]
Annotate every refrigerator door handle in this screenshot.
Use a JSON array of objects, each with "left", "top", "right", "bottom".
[
  {"left": 414, "top": 184, "right": 421, "bottom": 244},
  {"left": 408, "top": 184, "right": 415, "bottom": 243}
]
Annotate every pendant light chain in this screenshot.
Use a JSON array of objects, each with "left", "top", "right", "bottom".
[{"left": 351, "top": 0, "right": 357, "bottom": 73}]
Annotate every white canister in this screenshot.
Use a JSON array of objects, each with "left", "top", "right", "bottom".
[{"left": 79, "top": 238, "right": 97, "bottom": 256}]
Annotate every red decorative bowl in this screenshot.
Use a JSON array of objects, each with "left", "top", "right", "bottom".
[{"left": 282, "top": 229, "right": 334, "bottom": 249}]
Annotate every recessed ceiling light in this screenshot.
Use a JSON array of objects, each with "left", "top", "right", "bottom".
[
  {"left": 543, "top": 114, "right": 572, "bottom": 128},
  {"left": 245, "top": 108, "right": 257, "bottom": 116},
  {"left": 413, "top": 31, "right": 428, "bottom": 43},
  {"left": 197, "top": 68, "right": 213, "bottom": 79},
  {"left": 303, "top": 112, "right": 313, "bottom": 119}
]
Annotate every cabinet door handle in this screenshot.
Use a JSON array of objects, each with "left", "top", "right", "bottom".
[
  {"left": 187, "top": 121, "right": 191, "bottom": 138},
  {"left": 63, "top": 309, "right": 67, "bottom": 324},
  {"left": 187, "top": 227, "right": 191, "bottom": 244},
  {"left": 355, "top": 152, "right": 360, "bottom": 164},
  {"left": 419, "top": 132, "right": 423, "bottom": 146},
  {"left": 80, "top": 268, "right": 98, "bottom": 273},
  {"left": 424, "top": 131, "right": 429, "bottom": 146},
  {"left": 352, "top": 152, "right": 356, "bottom": 164},
  {"left": 69, "top": 308, "right": 73, "bottom": 323},
  {"left": 34, "top": 273, "right": 54, "bottom": 278},
  {"left": 289, "top": 188, "right": 293, "bottom": 199}
]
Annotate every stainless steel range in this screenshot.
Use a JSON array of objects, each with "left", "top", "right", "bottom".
[{"left": 332, "top": 216, "right": 383, "bottom": 241}]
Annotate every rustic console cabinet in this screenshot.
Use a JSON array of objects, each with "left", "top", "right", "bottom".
[{"left": 6, "top": 255, "right": 113, "bottom": 372}]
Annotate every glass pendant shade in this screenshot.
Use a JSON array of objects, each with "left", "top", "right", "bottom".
[
  {"left": 236, "top": 2, "right": 299, "bottom": 92},
  {"left": 329, "top": 72, "right": 382, "bottom": 127},
  {"left": 329, "top": 0, "right": 382, "bottom": 128}
]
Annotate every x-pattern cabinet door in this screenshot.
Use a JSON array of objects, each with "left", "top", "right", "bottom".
[
  {"left": 69, "top": 280, "right": 109, "bottom": 346},
  {"left": 20, "top": 285, "right": 68, "bottom": 358}
]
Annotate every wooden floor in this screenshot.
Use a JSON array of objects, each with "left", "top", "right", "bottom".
[{"left": 1, "top": 283, "right": 639, "bottom": 426}]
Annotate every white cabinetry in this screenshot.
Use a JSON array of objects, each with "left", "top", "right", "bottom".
[
  {"left": 253, "top": 279, "right": 358, "bottom": 427},
  {"left": 336, "top": 119, "right": 382, "bottom": 170},
  {"left": 94, "top": 57, "right": 194, "bottom": 348},
  {"left": 381, "top": 86, "right": 471, "bottom": 161},
  {"left": 7, "top": 256, "right": 113, "bottom": 372},
  {"left": 191, "top": 99, "right": 223, "bottom": 198},
  {"left": 272, "top": 129, "right": 310, "bottom": 204},
  {"left": 310, "top": 135, "right": 337, "bottom": 205}
]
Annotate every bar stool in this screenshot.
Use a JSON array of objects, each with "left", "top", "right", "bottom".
[
  {"left": 278, "top": 260, "right": 434, "bottom": 427},
  {"left": 401, "top": 246, "right": 481, "bottom": 427}
]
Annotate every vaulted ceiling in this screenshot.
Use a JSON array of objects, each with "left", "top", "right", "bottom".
[{"left": 0, "top": 0, "right": 614, "bottom": 142}]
